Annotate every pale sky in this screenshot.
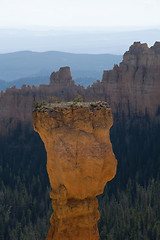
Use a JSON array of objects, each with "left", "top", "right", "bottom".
[{"left": 0, "top": 0, "right": 160, "bottom": 29}]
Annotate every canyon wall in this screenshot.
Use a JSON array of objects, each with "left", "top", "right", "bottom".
[
  {"left": 86, "top": 42, "right": 160, "bottom": 118},
  {"left": 33, "top": 102, "right": 117, "bottom": 240}
]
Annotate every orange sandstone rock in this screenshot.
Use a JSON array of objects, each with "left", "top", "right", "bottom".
[{"left": 33, "top": 101, "right": 117, "bottom": 240}]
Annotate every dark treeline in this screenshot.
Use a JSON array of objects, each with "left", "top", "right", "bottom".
[
  {"left": 98, "top": 113, "right": 160, "bottom": 240},
  {"left": 0, "top": 125, "right": 51, "bottom": 240},
  {"left": 0, "top": 111, "right": 160, "bottom": 239}
]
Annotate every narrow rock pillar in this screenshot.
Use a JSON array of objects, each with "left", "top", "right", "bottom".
[{"left": 33, "top": 102, "right": 117, "bottom": 240}]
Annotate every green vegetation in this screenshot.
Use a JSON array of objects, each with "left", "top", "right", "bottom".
[
  {"left": 32, "top": 100, "right": 47, "bottom": 109},
  {"left": 0, "top": 125, "right": 51, "bottom": 240},
  {"left": 47, "top": 96, "right": 61, "bottom": 103},
  {"left": 97, "top": 113, "right": 160, "bottom": 240},
  {"left": 73, "top": 94, "right": 83, "bottom": 105},
  {"left": 99, "top": 179, "right": 160, "bottom": 240}
]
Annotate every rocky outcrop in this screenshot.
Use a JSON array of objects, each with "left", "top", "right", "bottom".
[
  {"left": 33, "top": 102, "right": 117, "bottom": 240},
  {"left": 86, "top": 41, "right": 160, "bottom": 118},
  {"left": 50, "top": 66, "right": 75, "bottom": 86},
  {"left": 49, "top": 67, "right": 81, "bottom": 99}
]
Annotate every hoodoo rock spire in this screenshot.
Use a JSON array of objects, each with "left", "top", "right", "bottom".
[{"left": 33, "top": 101, "right": 117, "bottom": 240}]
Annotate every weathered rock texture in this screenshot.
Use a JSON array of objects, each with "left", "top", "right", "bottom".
[{"left": 33, "top": 102, "right": 117, "bottom": 240}]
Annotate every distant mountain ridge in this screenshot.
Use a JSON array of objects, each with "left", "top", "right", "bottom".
[
  {"left": 0, "top": 76, "right": 50, "bottom": 91},
  {"left": 0, "top": 28, "right": 160, "bottom": 54},
  {"left": 0, "top": 51, "right": 122, "bottom": 90}
]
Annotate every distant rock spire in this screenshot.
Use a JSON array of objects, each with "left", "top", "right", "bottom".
[{"left": 50, "top": 66, "right": 74, "bottom": 86}]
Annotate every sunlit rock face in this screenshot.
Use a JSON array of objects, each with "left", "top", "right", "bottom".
[{"left": 33, "top": 101, "right": 117, "bottom": 240}]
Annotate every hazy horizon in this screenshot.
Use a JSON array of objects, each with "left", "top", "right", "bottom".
[
  {"left": 1, "top": 0, "right": 160, "bottom": 54},
  {"left": 0, "top": 27, "right": 160, "bottom": 55}
]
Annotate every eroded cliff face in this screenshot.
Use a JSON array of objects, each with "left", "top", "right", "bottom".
[
  {"left": 106, "top": 42, "right": 160, "bottom": 117},
  {"left": 86, "top": 41, "right": 160, "bottom": 118},
  {"left": 0, "top": 85, "right": 36, "bottom": 135},
  {"left": 33, "top": 102, "right": 117, "bottom": 240}
]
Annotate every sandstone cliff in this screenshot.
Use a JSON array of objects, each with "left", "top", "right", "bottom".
[{"left": 33, "top": 101, "right": 117, "bottom": 240}]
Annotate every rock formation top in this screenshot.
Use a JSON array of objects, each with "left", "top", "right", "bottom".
[
  {"left": 122, "top": 41, "right": 160, "bottom": 67},
  {"left": 33, "top": 101, "right": 113, "bottom": 149},
  {"left": 50, "top": 66, "right": 75, "bottom": 86},
  {"left": 128, "top": 41, "right": 149, "bottom": 54},
  {"left": 33, "top": 101, "right": 110, "bottom": 110},
  {"left": 33, "top": 101, "right": 112, "bottom": 137},
  {"left": 151, "top": 41, "right": 160, "bottom": 52}
]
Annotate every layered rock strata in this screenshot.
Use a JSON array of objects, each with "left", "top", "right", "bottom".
[{"left": 33, "top": 101, "right": 117, "bottom": 240}]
